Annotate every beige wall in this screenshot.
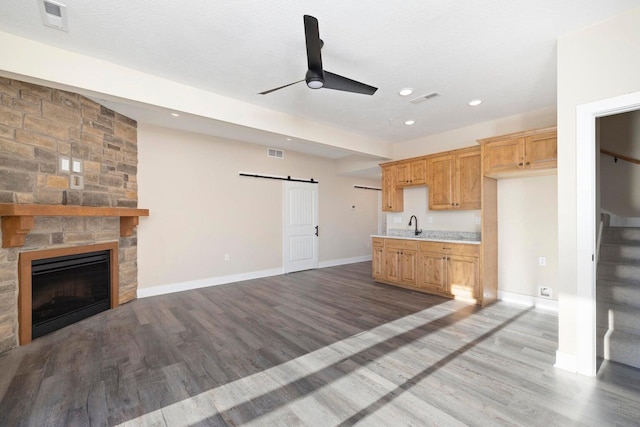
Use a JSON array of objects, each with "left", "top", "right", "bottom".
[
  {"left": 557, "top": 7, "right": 640, "bottom": 362},
  {"left": 392, "top": 105, "right": 556, "bottom": 159},
  {"left": 137, "top": 124, "right": 379, "bottom": 290},
  {"left": 498, "top": 175, "right": 558, "bottom": 299}
]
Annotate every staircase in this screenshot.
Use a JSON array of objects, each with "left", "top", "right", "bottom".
[{"left": 597, "top": 216, "right": 640, "bottom": 369}]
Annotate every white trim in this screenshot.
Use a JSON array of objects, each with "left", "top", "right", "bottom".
[
  {"left": 318, "top": 255, "right": 372, "bottom": 269},
  {"left": 601, "top": 209, "right": 640, "bottom": 227},
  {"left": 574, "top": 90, "right": 640, "bottom": 377},
  {"left": 137, "top": 267, "right": 284, "bottom": 298},
  {"left": 498, "top": 290, "right": 558, "bottom": 312},
  {"left": 554, "top": 351, "right": 577, "bottom": 372}
]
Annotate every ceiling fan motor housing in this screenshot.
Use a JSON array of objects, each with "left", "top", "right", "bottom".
[{"left": 305, "top": 69, "right": 324, "bottom": 89}]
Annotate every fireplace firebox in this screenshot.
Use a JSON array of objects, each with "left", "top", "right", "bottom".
[
  {"left": 18, "top": 242, "right": 119, "bottom": 344},
  {"left": 31, "top": 250, "right": 110, "bottom": 339}
]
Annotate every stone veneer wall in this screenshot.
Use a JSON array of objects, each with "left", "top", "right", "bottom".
[{"left": 0, "top": 77, "right": 139, "bottom": 353}]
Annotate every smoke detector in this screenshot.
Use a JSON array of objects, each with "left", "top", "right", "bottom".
[{"left": 38, "top": 0, "right": 68, "bottom": 32}]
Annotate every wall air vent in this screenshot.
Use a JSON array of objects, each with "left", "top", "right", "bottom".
[
  {"left": 410, "top": 92, "right": 440, "bottom": 104},
  {"left": 268, "top": 148, "right": 284, "bottom": 159},
  {"left": 38, "top": 0, "right": 68, "bottom": 32}
]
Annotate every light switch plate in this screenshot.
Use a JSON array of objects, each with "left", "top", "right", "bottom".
[
  {"left": 71, "top": 158, "right": 83, "bottom": 173},
  {"left": 393, "top": 216, "right": 402, "bottom": 224},
  {"left": 59, "top": 156, "right": 70, "bottom": 173}
]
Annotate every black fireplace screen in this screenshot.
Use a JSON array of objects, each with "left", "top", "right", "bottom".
[{"left": 31, "top": 250, "right": 110, "bottom": 339}]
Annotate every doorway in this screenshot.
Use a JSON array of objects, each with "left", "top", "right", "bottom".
[
  {"left": 575, "top": 90, "right": 640, "bottom": 376},
  {"left": 283, "top": 181, "right": 319, "bottom": 273}
]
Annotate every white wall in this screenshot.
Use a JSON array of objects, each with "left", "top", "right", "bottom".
[
  {"left": 137, "top": 124, "right": 379, "bottom": 291},
  {"left": 557, "top": 6, "right": 640, "bottom": 367},
  {"left": 498, "top": 175, "right": 558, "bottom": 299},
  {"left": 386, "top": 187, "right": 480, "bottom": 233}
]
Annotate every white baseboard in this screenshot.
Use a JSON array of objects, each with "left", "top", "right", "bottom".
[
  {"left": 137, "top": 267, "right": 284, "bottom": 298},
  {"left": 554, "top": 351, "right": 577, "bottom": 373},
  {"left": 498, "top": 290, "right": 559, "bottom": 312},
  {"left": 318, "top": 255, "right": 372, "bottom": 268},
  {"left": 137, "top": 256, "right": 373, "bottom": 298}
]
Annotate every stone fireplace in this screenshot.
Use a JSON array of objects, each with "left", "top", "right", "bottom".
[{"left": 0, "top": 77, "right": 144, "bottom": 353}]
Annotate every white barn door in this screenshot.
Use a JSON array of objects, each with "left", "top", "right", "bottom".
[{"left": 284, "top": 181, "right": 318, "bottom": 273}]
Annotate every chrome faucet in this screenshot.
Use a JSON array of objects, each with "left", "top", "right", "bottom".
[{"left": 408, "top": 215, "right": 422, "bottom": 236}]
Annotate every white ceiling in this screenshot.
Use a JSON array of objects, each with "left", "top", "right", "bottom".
[{"left": 2, "top": 0, "right": 640, "bottom": 160}]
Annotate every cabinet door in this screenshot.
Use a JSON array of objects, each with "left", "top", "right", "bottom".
[
  {"left": 456, "top": 150, "right": 482, "bottom": 210},
  {"left": 410, "top": 159, "right": 427, "bottom": 186},
  {"left": 448, "top": 255, "right": 479, "bottom": 301},
  {"left": 396, "top": 162, "right": 411, "bottom": 186},
  {"left": 382, "top": 165, "right": 403, "bottom": 212},
  {"left": 525, "top": 131, "right": 557, "bottom": 170},
  {"left": 384, "top": 248, "right": 402, "bottom": 282},
  {"left": 429, "top": 154, "right": 455, "bottom": 209},
  {"left": 372, "top": 247, "right": 384, "bottom": 280},
  {"left": 417, "top": 252, "right": 448, "bottom": 294},
  {"left": 482, "top": 137, "right": 525, "bottom": 175},
  {"left": 400, "top": 249, "right": 417, "bottom": 285}
]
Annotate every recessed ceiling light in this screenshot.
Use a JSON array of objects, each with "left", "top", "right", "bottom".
[
  {"left": 286, "top": 137, "right": 292, "bottom": 141},
  {"left": 171, "top": 112, "right": 180, "bottom": 117},
  {"left": 399, "top": 88, "right": 414, "bottom": 96},
  {"left": 404, "top": 120, "right": 416, "bottom": 126},
  {"left": 468, "top": 99, "right": 482, "bottom": 106}
]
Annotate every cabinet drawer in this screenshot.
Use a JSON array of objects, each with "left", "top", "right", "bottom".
[
  {"left": 419, "top": 241, "right": 480, "bottom": 257},
  {"left": 372, "top": 237, "right": 385, "bottom": 248},
  {"left": 385, "top": 239, "right": 418, "bottom": 251}
]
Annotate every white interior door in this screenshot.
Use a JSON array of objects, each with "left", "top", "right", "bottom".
[{"left": 284, "top": 181, "right": 319, "bottom": 273}]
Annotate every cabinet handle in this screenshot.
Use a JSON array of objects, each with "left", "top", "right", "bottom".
[
  {"left": 518, "top": 162, "right": 523, "bottom": 167},
  {"left": 455, "top": 203, "right": 459, "bottom": 206},
  {"left": 526, "top": 162, "right": 530, "bottom": 166},
  {"left": 451, "top": 203, "right": 455, "bottom": 206}
]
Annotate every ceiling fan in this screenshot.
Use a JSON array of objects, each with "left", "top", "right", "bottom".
[{"left": 259, "top": 15, "right": 378, "bottom": 96}]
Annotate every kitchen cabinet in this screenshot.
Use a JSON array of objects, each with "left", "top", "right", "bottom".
[
  {"left": 418, "top": 241, "right": 480, "bottom": 300},
  {"left": 480, "top": 127, "right": 557, "bottom": 177},
  {"left": 372, "top": 238, "right": 385, "bottom": 280},
  {"left": 429, "top": 147, "right": 481, "bottom": 210},
  {"left": 382, "top": 164, "right": 403, "bottom": 212},
  {"left": 384, "top": 240, "right": 417, "bottom": 285},
  {"left": 396, "top": 159, "right": 427, "bottom": 187},
  {"left": 372, "top": 237, "right": 487, "bottom": 305}
]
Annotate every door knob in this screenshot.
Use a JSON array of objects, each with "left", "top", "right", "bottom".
[{"left": 315, "top": 225, "right": 319, "bottom": 236}]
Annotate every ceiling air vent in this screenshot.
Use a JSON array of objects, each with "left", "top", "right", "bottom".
[
  {"left": 268, "top": 148, "right": 284, "bottom": 159},
  {"left": 38, "top": 0, "right": 68, "bottom": 32},
  {"left": 410, "top": 92, "right": 440, "bottom": 104}
]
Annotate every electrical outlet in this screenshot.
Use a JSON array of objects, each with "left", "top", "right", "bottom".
[
  {"left": 538, "top": 286, "right": 552, "bottom": 298},
  {"left": 538, "top": 257, "right": 546, "bottom": 266},
  {"left": 393, "top": 216, "right": 402, "bottom": 224},
  {"left": 475, "top": 216, "right": 481, "bottom": 225},
  {"left": 224, "top": 254, "right": 230, "bottom": 261},
  {"left": 428, "top": 217, "right": 433, "bottom": 224}
]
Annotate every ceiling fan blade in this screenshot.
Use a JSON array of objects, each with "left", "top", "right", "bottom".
[
  {"left": 304, "top": 15, "right": 323, "bottom": 72},
  {"left": 258, "top": 79, "right": 305, "bottom": 95},
  {"left": 323, "top": 71, "right": 378, "bottom": 95}
]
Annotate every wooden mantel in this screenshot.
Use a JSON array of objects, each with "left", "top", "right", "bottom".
[{"left": 0, "top": 204, "right": 149, "bottom": 248}]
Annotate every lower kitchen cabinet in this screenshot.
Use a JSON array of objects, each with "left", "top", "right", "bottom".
[
  {"left": 384, "top": 240, "right": 417, "bottom": 285},
  {"left": 372, "top": 237, "right": 487, "bottom": 305}
]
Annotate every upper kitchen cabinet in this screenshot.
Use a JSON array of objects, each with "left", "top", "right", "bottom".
[
  {"left": 381, "top": 164, "right": 403, "bottom": 212},
  {"left": 479, "top": 127, "right": 557, "bottom": 177},
  {"left": 429, "top": 146, "right": 481, "bottom": 210},
  {"left": 396, "top": 158, "right": 427, "bottom": 187}
]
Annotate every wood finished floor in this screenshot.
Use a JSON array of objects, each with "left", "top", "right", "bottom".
[{"left": 1, "top": 262, "right": 640, "bottom": 426}]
